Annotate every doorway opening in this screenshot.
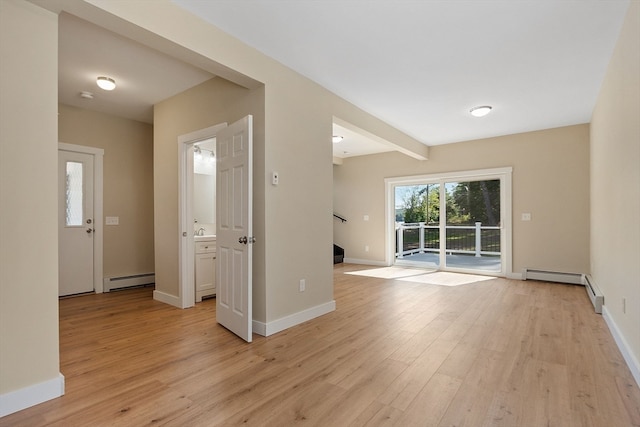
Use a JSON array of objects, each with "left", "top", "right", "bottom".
[
  {"left": 386, "top": 167, "right": 512, "bottom": 276},
  {"left": 176, "top": 123, "right": 227, "bottom": 309}
]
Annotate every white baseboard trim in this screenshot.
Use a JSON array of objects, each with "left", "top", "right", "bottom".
[
  {"left": 153, "top": 290, "right": 181, "bottom": 308},
  {"left": 343, "top": 258, "right": 387, "bottom": 266},
  {"left": 253, "top": 300, "right": 336, "bottom": 337},
  {"left": 0, "top": 373, "right": 65, "bottom": 417},
  {"left": 602, "top": 306, "right": 640, "bottom": 388},
  {"left": 506, "top": 271, "right": 524, "bottom": 280}
]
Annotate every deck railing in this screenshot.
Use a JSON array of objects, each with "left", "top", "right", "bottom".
[{"left": 396, "top": 222, "right": 500, "bottom": 258}]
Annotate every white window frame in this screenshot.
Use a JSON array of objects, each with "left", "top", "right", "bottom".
[{"left": 385, "top": 167, "right": 512, "bottom": 276}]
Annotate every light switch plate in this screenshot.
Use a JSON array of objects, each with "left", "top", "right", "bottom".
[
  {"left": 106, "top": 216, "right": 119, "bottom": 225},
  {"left": 521, "top": 213, "right": 531, "bottom": 221}
]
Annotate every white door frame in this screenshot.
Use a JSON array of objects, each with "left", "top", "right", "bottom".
[
  {"left": 385, "top": 167, "right": 513, "bottom": 276},
  {"left": 58, "top": 142, "right": 104, "bottom": 293},
  {"left": 177, "top": 123, "right": 227, "bottom": 309}
]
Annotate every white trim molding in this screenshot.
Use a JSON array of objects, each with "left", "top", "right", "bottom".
[
  {"left": 58, "top": 142, "right": 104, "bottom": 293},
  {"left": 384, "top": 167, "right": 513, "bottom": 276},
  {"left": 253, "top": 300, "right": 336, "bottom": 337},
  {"left": 602, "top": 306, "right": 640, "bottom": 388},
  {"left": 153, "top": 290, "right": 181, "bottom": 308},
  {"left": 177, "top": 123, "right": 227, "bottom": 309},
  {"left": 343, "top": 258, "right": 388, "bottom": 266},
  {"left": 506, "top": 271, "right": 524, "bottom": 280},
  {"left": 0, "top": 373, "right": 65, "bottom": 417}
]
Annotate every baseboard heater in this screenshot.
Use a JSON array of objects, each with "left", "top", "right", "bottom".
[
  {"left": 523, "top": 268, "right": 603, "bottom": 313},
  {"left": 523, "top": 268, "right": 583, "bottom": 284},
  {"left": 582, "top": 274, "right": 604, "bottom": 314},
  {"left": 103, "top": 273, "right": 155, "bottom": 292}
]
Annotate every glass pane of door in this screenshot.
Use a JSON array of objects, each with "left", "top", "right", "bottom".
[
  {"left": 394, "top": 183, "right": 440, "bottom": 268},
  {"left": 444, "top": 179, "right": 501, "bottom": 272},
  {"left": 65, "top": 161, "right": 83, "bottom": 226}
]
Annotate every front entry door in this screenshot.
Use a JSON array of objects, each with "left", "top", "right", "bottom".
[
  {"left": 216, "top": 115, "right": 253, "bottom": 342},
  {"left": 58, "top": 150, "right": 95, "bottom": 296}
]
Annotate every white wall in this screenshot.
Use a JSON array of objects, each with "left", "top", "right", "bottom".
[
  {"left": 0, "top": 0, "right": 62, "bottom": 413},
  {"left": 590, "top": 1, "right": 640, "bottom": 383}
]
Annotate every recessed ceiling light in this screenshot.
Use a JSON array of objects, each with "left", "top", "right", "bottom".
[
  {"left": 332, "top": 135, "right": 344, "bottom": 143},
  {"left": 96, "top": 76, "right": 116, "bottom": 91},
  {"left": 470, "top": 106, "right": 492, "bottom": 117}
]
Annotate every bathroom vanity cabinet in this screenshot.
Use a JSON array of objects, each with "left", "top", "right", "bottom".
[{"left": 195, "top": 237, "right": 216, "bottom": 302}]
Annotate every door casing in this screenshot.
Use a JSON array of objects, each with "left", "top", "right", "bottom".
[
  {"left": 177, "top": 123, "right": 227, "bottom": 309},
  {"left": 58, "top": 142, "right": 104, "bottom": 293},
  {"left": 385, "top": 167, "right": 513, "bottom": 276}
]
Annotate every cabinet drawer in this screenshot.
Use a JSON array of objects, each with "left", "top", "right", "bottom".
[{"left": 195, "top": 241, "right": 216, "bottom": 254}]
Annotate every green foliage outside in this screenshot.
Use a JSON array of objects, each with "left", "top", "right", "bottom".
[
  {"left": 396, "top": 180, "right": 501, "bottom": 253},
  {"left": 397, "top": 180, "right": 500, "bottom": 226},
  {"left": 449, "top": 180, "right": 500, "bottom": 226},
  {"left": 398, "top": 184, "right": 440, "bottom": 224}
]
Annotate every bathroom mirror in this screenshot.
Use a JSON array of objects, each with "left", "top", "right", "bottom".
[{"left": 193, "top": 139, "right": 216, "bottom": 229}]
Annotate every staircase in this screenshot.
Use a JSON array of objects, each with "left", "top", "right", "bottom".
[{"left": 333, "top": 244, "right": 344, "bottom": 264}]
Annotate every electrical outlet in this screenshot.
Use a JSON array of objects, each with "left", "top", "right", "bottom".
[{"left": 299, "top": 279, "right": 305, "bottom": 292}]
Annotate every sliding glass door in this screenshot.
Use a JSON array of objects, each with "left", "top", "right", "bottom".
[
  {"left": 388, "top": 168, "right": 511, "bottom": 276},
  {"left": 394, "top": 183, "right": 440, "bottom": 268},
  {"left": 444, "top": 179, "right": 501, "bottom": 272}
]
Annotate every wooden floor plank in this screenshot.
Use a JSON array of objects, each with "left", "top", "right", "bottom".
[
  {"left": 2, "top": 265, "right": 639, "bottom": 427},
  {"left": 395, "top": 372, "right": 462, "bottom": 427}
]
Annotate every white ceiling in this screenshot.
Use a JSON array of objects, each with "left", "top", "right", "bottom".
[
  {"left": 58, "top": 1, "right": 630, "bottom": 158},
  {"left": 58, "top": 13, "right": 213, "bottom": 124},
  {"left": 173, "top": 0, "right": 629, "bottom": 147}
]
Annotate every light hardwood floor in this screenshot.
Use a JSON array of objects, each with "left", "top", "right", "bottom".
[{"left": 2, "top": 263, "right": 639, "bottom": 426}]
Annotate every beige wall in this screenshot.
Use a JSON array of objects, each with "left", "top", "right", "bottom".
[
  {"left": 0, "top": 0, "right": 60, "bottom": 397},
  {"left": 153, "top": 77, "right": 267, "bottom": 318},
  {"left": 58, "top": 104, "right": 155, "bottom": 279},
  {"left": 590, "top": 1, "right": 640, "bottom": 375},
  {"left": 334, "top": 125, "right": 591, "bottom": 275}
]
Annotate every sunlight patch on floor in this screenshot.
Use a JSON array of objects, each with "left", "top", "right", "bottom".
[
  {"left": 346, "top": 266, "right": 495, "bottom": 286},
  {"left": 345, "top": 266, "right": 435, "bottom": 279},
  {"left": 398, "top": 271, "right": 495, "bottom": 286}
]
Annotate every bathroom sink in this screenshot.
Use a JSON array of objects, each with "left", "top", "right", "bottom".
[{"left": 195, "top": 235, "right": 216, "bottom": 242}]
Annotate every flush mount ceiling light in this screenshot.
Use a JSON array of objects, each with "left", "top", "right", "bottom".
[
  {"left": 470, "top": 106, "right": 492, "bottom": 117},
  {"left": 79, "top": 91, "right": 94, "bottom": 99},
  {"left": 96, "top": 76, "right": 116, "bottom": 91},
  {"left": 332, "top": 135, "right": 344, "bottom": 143}
]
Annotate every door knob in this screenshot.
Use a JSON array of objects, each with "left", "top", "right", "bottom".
[
  {"left": 238, "top": 236, "right": 247, "bottom": 244},
  {"left": 86, "top": 228, "right": 94, "bottom": 234}
]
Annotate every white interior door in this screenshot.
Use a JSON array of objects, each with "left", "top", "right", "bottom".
[
  {"left": 58, "top": 150, "right": 95, "bottom": 296},
  {"left": 216, "top": 115, "right": 253, "bottom": 342}
]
